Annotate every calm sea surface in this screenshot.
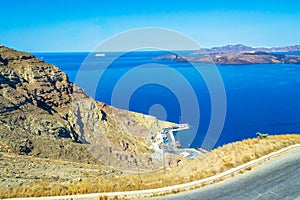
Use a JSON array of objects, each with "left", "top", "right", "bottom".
[{"left": 33, "top": 51, "right": 300, "bottom": 149}]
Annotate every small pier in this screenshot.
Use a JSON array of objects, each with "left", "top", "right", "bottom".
[{"left": 160, "top": 124, "right": 206, "bottom": 159}]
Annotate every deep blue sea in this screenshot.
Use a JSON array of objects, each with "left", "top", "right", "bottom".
[{"left": 33, "top": 51, "right": 300, "bottom": 150}]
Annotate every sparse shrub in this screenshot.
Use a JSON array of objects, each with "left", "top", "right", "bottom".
[
  {"left": 223, "top": 163, "right": 234, "bottom": 169},
  {"left": 242, "top": 155, "right": 251, "bottom": 163},
  {"left": 171, "top": 189, "right": 179, "bottom": 194}
]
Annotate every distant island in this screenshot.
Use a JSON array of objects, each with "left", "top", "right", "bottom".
[
  {"left": 194, "top": 44, "right": 300, "bottom": 54},
  {"left": 154, "top": 44, "right": 300, "bottom": 64}
]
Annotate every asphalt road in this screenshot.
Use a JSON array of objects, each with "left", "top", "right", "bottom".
[{"left": 148, "top": 150, "right": 300, "bottom": 200}]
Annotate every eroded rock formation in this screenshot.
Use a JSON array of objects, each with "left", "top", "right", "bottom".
[{"left": 0, "top": 45, "right": 174, "bottom": 168}]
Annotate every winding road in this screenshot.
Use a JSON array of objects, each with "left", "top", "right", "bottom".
[
  {"left": 148, "top": 150, "right": 300, "bottom": 200},
  {"left": 8, "top": 146, "right": 300, "bottom": 200}
]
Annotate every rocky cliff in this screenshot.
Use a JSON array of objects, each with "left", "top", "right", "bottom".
[{"left": 0, "top": 45, "right": 174, "bottom": 168}]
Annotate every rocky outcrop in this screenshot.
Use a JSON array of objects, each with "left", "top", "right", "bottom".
[{"left": 0, "top": 45, "right": 175, "bottom": 168}]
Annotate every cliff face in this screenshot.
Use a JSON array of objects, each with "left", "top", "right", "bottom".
[{"left": 0, "top": 45, "right": 174, "bottom": 167}]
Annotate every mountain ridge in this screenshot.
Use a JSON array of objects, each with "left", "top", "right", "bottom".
[{"left": 195, "top": 44, "right": 300, "bottom": 54}]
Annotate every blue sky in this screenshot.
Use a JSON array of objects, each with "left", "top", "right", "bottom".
[{"left": 1, "top": 0, "right": 300, "bottom": 52}]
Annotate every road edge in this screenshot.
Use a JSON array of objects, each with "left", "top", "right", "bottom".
[{"left": 7, "top": 144, "right": 300, "bottom": 200}]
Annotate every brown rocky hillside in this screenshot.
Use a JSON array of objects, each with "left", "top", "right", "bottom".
[{"left": 0, "top": 45, "right": 174, "bottom": 169}]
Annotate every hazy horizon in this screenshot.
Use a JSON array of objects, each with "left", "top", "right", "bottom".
[{"left": 25, "top": 43, "right": 299, "bottom": 53}]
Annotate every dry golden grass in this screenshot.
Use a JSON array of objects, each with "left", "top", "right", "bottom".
[{"left": 1, "top": 134, "right": 300, "bottom": 199}]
